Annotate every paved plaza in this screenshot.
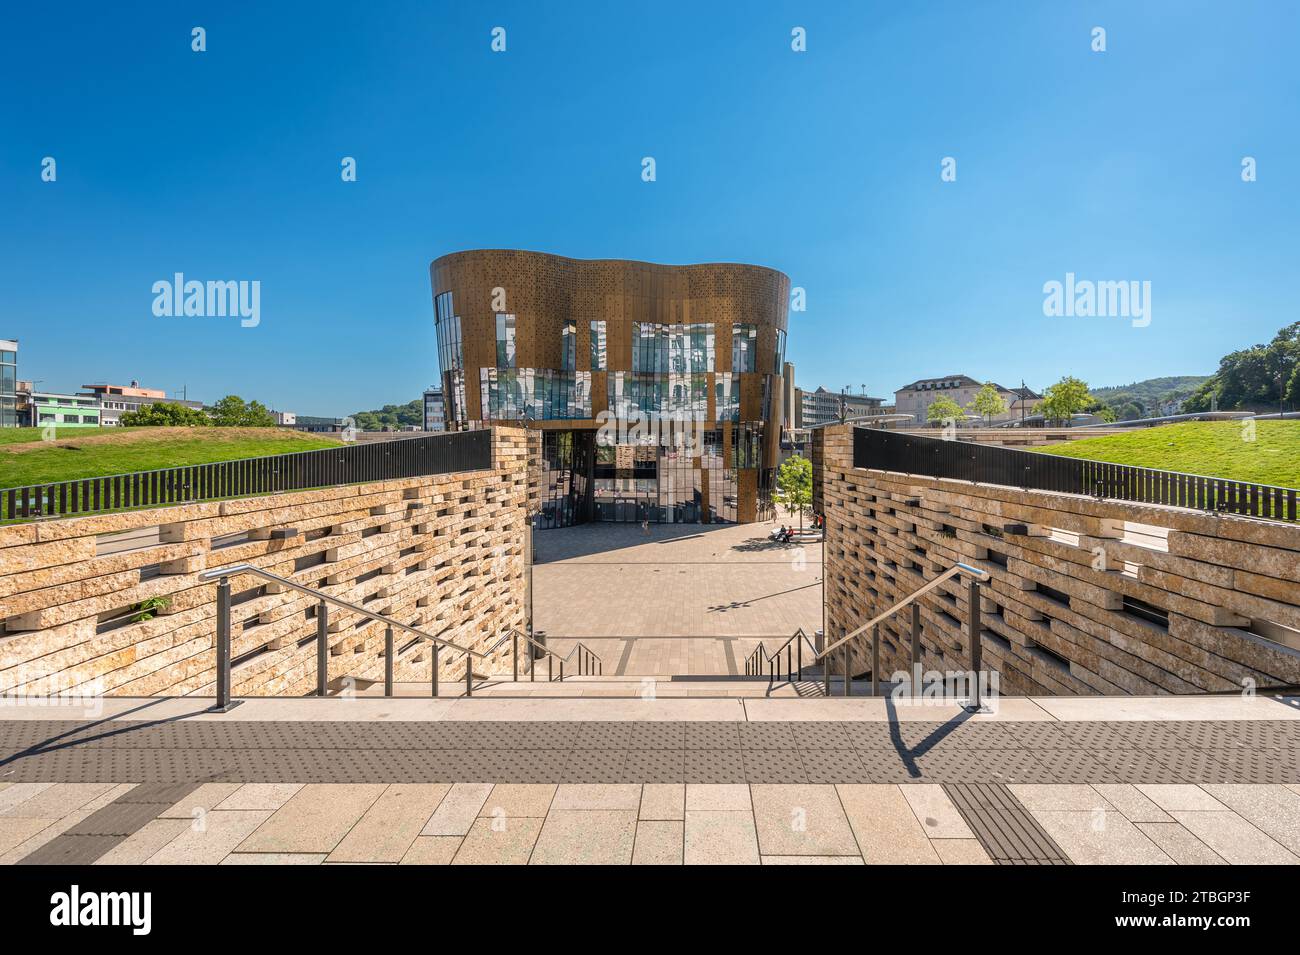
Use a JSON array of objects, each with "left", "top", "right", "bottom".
[
  {"left": 534, "top": 518, "right": 823, "bottom": 676},
  {"left": 1, "top": 694, "right": 1298, "bottom": 865}
]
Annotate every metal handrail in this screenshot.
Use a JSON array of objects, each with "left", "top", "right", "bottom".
[
  {"left": 817, "top": 562, "right": 988, "bottom": 660},
  {"left": 198, "top": 560, "right": 607, "bottom": 710},
  {"left": 744, "top": 628, "right": 819, "bottom": 687},
  {"left": 814, "top": 561, "right": 992, "bottom": 707},
  {"left": 199, "top": 563, "right": 485, "bottom": 658}
]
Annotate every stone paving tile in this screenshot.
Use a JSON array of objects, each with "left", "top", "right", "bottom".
[
  {"left": 0, "top": 818, "right": 58, "bottom": 857},
  {"left": 160, "top": 783, "right": 241, "bottom": 818},
  {"left": 684, "top": 810, "right": 760, "bottom": 865},
  {"left": 221, "top": 853, "right": 326, "bottom": 864},
  {"left": 1029, "top": 810, "right": 1174, "bottom": 865},
  {"left": 1135, "top": 822, "right": 1226, "bottom": 865},
  {"left": 239, "top": 784, "right": 386, "bottom": 854},
  {"left": 639, "top": 783, "right": 685, "bottom": 820},
  {"left": 453, "top": 817, "right": 543, "bottom": 865},
  {"left": 329, "top": 784, "right": 448, "bottom": 863},
  {"left": 422, "top": 783, "right": 492, "bottom": 835},
  {"left": 687, "top": 784, "right": 752, "bottom": 811},
  {"left": 932, "top": 838, "right": 994, "bottom": 864},
  {"left": 552, "top": 783, "right": 642, "bottom": 811},
  {"left": 0, "top": 783, "right": 115, "bottom": 818},
  {"left": 1091, "top": 784, "right": 1172, "bottom": 823},
  {"left": 900, "top": 784, "right": 975, "bottom": 839},
  {"left": 479, "top": 784, "right": 556, "bottom": 818},
  {"left": 761, "top": 854, "right": 864, "bottom": 864},
  {"left": 0, "top": 784, "right": 53, "bottom": 814},
  {"left": 532, "top": 810, "right": 637, "bottom": 864},
  {"left": 95, "top": 818, "right": 192, "bottom": 865},
  {"left": 1009, "top": 785, "right": 1112, "bottom": 812},
  {"left": 1135, "top": 784, "right": 1227, "bottom": 812},
  {"left": 1199, "top": 784, "right": 1300, "bottom": 855},
  {"left": 146, "top": 810, "right": 271, "bottom": 864},
  {"left": 400, "top": 835, "right": 461, "bottom": 864},
  {"left": 750, "top": 784, "right": 858, "bottom": 856},
  {"left": 632, "top": 820, "right": 683, "bottom": 864},
  {"left": 837, "top": 784, "right": 940, "bottom": 864},
  {"left": 213, "top": 783, "right": 304, "bottom": 811},
  {"left": 1170, "top": 811, "right": 1299, "bottom": 864}
]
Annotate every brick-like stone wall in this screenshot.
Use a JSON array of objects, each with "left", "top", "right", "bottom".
[
  {"left": 0, "top": 428, "right": 530, "bottom": 698},
  {"left": 820, "top": 425, "right": 1300, "bottom": 694}
]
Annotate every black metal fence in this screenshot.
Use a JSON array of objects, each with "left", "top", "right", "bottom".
[
  {"left": 1, "top": 430, "right": 494, "bottom": 522},
  {"left": 852, "top": 427, "right": 1298, "bottom": 523}
]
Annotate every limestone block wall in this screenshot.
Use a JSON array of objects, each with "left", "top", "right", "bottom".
[
  {"left": 0, "top": 427, "right": 530, "bottom": 698},
  {"left": 817, "top": 425, "right": 1300, "bottom": 695}
]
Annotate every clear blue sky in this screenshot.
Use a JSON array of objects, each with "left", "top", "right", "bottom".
[{"left": 2, "top": 1, "right": 1295, "bottom": 414}]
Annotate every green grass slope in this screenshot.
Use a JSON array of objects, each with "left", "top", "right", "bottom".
[
  {"left": 1036, "top": 420, "right": 1300, "bottom": 488},
  {"left": 0, "top": 427, "right": 344, "bottom": 488}
]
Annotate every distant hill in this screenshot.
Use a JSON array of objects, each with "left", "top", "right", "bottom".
[
  {"left": 1090, "top": 376, "right": 1211, "bottom": 421},
  {"left": 350, "top": 399, "right": 423, "bottom": 431}
]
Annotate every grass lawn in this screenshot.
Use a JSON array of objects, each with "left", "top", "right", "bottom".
[
  {"left": 0, "top": 427, "right": 344, "bottom": 488},
  {"left": 1035, "top": 420, "right": 1300, "bottom": 488}
]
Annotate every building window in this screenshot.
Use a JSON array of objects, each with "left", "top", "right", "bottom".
[
  {"left": 495, "top": 314, "right": 517, "bottom": 369},
  {"left": 632, "top": 323, "right": 714, "bottom": 374},
  {"left": 561, "top": 321, "right": 576, "bottom": 371},
  {"left": 732, "top": 323, "right": 757, "bottom": 373},
  {"left": 590, "top": 320, "right": 607, "bottom": 370},
  {"left": 715, "top": 373, "right": 739, "bottom": 422},
  {"left": 774, "top": 329, "right": 786, "bottom": 374},
  {"left": 480, "top": 369, "right": 591, "bottom": 421}
]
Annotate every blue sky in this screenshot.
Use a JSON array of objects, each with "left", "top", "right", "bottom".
[{"left": 1, "top": 1, "right": 1296, "bottom": 414}]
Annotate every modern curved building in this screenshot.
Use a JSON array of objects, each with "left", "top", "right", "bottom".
[{"left": 429, "top": 250, "right": 789, "bottom": 527}]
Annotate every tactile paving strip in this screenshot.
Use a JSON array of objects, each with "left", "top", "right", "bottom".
[
  {"left": 1, "top": 719, "right": 1298, "bottom": 785},
  {"left": 943, "top": 783, "right": 1072, "bottom": 865},
  {"left": 18, "top": 782, "right": 200, "bottom": 866}
]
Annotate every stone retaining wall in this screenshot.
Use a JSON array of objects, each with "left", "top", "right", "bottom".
[
  {"left": 0, "top": 428, "right": 530, "bottom": 698},
  {"left": 815, "top": 425, "right": 1300, "bottom": 695}
]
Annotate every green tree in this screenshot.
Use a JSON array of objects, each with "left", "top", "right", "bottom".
[
  {"left": 349, "top": 400, "right": 424, "bottom": 431},
  {"left": 967, "top": 382, "right": 1008, "bottom": 426},
  {"left": 1184, "top": 322, "right": 1300, "bottom": 412},
  {"left": 773, "top": 454, "right": 813, "bottom": 531},
  {"left": 119, "top": 402, "right": 210, "bottom": 427},
  {"left": 926, "top": 395, "right": 965, "bottom": 426},
  {"left": 1040, "top": 376, "right": 1094, "bottom": 425},
  {"left": 208, "top": 395, "right": 277, "bottom": 427}
]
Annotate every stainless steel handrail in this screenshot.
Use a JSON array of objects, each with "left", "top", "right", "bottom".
[
  {"left": 817, "top": 562, "right": 988, "bottom": 659},
  {"left": 496, "top": 628, "right": 603, "bottom": 683},
  {"left": 813, "top": 561, "right": 991, "bottom": 707},
  {"left": 198, "top": 561, "right": 606, "bottom": 709},
  {"left": 744, "top": 628, "right": 819, "bottom": 688},
  {"left": 199, "top": 563, "right": 485, "bottom": 657}
]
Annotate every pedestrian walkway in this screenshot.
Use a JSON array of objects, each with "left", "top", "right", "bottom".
[
  {"left": 1, "top": 694, "right": 1297, "bottom": 865},
  {"left": 535, "top": 520, "right": 822, "bottom": 675}
]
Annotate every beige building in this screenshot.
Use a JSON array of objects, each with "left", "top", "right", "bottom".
[{"left": 894, "top": 375, "right": 1041, "bottom": 426}]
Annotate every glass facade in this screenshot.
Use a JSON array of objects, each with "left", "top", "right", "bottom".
[
  {"left": 732, "top": 323, "right": 757, "bottom": 372},
  {"left": 714, "top": 373, "right": 739, "bottom": 422},
  {"left": 632, "top": 323, "right": 715, "bottom": 374},
  {"left": 561, "top": 321, "right": 576, "bottom": 371},
  {"left": 589, "top": 320, "right": 607, "bottom": 370},
  {"left": 431, "top": 256, "right": 786, "bottom": 527},
  {"left": 480, "top": 368, "right": 592, "bottom": 421},
  {"left": 0, "top": 343, "right": 15, "bottom": 428},
  {"left": 434, "top": 292, "right": 467, "bottom": 428},
  {"left": 495, "top": 313, "right": 517, "bottom": 368},
  {"left": 608, "top": 372, "right": 708, "bottom": 419}
]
